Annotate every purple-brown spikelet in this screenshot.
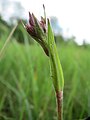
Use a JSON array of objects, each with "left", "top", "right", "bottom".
[
  {"left": 29, "top": 12, "right": 35, "bottom": 26},
  {"left": 40, "top": 16, "right": 46, "bottom": 33},
  {"left": 26, "top": 12, "right": 46, "bottom": 39},
  {"left": 25, "top": 12, "right": 49, "bottom": 56},
  {"left": 26, "top": 12, "right": 37, "bottom": 38}
]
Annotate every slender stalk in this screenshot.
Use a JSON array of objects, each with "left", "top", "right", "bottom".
[
  {"left": 56, "top": 90, "right": 63, "bottom": 120},
  {"left": 0, "top": 23, "right": 18, "bottom": 59}
]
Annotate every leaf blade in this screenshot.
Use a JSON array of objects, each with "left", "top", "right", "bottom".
[{"left": 47, "top": 19, "right": 64, "bottom": 91}]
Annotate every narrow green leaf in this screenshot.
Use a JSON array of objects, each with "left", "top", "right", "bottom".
[{"left": 47, "top": 19, "right": 64, "bottom": 91}]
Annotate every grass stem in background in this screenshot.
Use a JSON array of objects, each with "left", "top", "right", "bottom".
[{"left": 0, "top": 23, "right": 18, "bottom": 59}]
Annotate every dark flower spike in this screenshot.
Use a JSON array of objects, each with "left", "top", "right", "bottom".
[
  {"left": 29, "top": 12, "right": 35, "bottom": 26},
  {"left": 25, "top": 11, "right": 49, "bottom": 56},
  {"left": 26, "top": 24, "right": 36, "bottom": 38},
  {"left": 32, "top": 15, "right": 49, "bottom": 56},
  {"left": 31, "top": 13, "right": 45, "bottom": 38}
]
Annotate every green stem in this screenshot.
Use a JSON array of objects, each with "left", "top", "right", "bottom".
[{"left": 56, "top": 90, "right": 63, "bottom": 120}]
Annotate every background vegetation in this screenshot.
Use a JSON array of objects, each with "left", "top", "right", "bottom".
[{"left": 0, "top": 17, "right": 90, "bottom": 120}]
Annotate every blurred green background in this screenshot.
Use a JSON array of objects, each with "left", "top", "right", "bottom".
[{"left": 0, "top": 7, "right": 90, "bottom": 120}]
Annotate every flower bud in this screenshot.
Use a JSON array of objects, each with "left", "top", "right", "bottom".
[{"left": 25, "top": 12, "right": 49, "bottom": 56}]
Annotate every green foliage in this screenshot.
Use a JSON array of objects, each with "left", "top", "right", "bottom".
[
  {"left": 0, "top": 17, "right": 90, "bottom": 120},
  {"left": 0, "top": 40, "right": 90, "bottom": 120},
  {"left": 48, "top": 20, "right": 64, "bottom": 91}
]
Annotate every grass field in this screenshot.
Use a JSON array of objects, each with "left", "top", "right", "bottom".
[{"left": 0, "top": 40, "right": 90, "bottom": 120}]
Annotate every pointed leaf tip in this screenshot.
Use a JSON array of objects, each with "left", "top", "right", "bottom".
[
  {"left": 47, "top": 18, "right": 49, "bottom": 23},
  {"left": 29, "top": 12, "right": 31, "bottom": 17},
  {"left": 43, "top": 4, "right": 45, "bottom": 10}
]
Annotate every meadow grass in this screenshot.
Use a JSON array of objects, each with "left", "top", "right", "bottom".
[{"left": 0, "top": 41, "right": 90, "bottom": 120}]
